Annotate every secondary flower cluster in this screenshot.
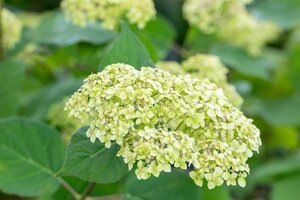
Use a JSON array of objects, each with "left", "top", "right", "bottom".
[
  {"left": 157, "top": 54, "right": 243, "bottom": 108},
  {"left": 61, "top": 0, "right": 156, "bottom": 30},
  {"left": 2, "top": 9, "right": 22, "bottom": 50},
  {"left": 65, "top": 63, "right": 261, "bottom": 189},
  {"left": 183, "top": 0, "right": 279, "bottom": 55},
  {"left": 48, "top": 99, "right": 83, "bottom": 144}
]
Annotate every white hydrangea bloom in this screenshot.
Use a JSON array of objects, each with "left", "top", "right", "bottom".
[
  {"left": 157, "top": 54, "right": 243, "bottom": 108},
  {"left": 61, "top": 0, "right": 156, "bottom": 30},
  {"left": 2, "top": 9, "right": 22, "bottom": 49},
  {"left": 183, "top": 0, "right": 279, "bottom": 55},
  {"left": 65, "top": 63, "right": 261, "bottom": 188}
]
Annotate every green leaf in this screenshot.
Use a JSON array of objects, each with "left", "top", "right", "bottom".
[
  {"left": 133, "top": 15, "right": 176, "bottom": 62},
  {"left": 202, "top": 185, "right": 230, "bottom": 200},
  {"left": 0, "top": 59, "right": 24, "bottom": 118},
  {"left": 23, "top": 78, "right": 82, "bottom": 119},
  {"left": 250, "top": 153, "right": 300, "bottom": 183},
  {"left": 31, "top": 12, "right": 116, "bottom": 46},
  {"left": 211, "top": 44, "right": 282, "bottom": 80},
  {"left": 260, "top": 94, "right": 300, "bottom": 125},
  {"left": 271, "top": 173, "right": 300, "bottom": 200},
  {"left": 250, "top": 0, "right": 300, "bottom": 29},
  {"left": 125, "top": 170, "right": 201, "bottom": 200},
  {"left": 100, "top": 22, "right": 154, "bottom": 70},
  {"left": 0, "top": 118, "right": 65, "bottom": 197},
  {"left": 287, "top": 29, "right": 300, "bottom": 92},
  {"left": 184, "top": 27, "right": 217, "bottom": 53},
  {"left": 59, "top": 127, "right": 128, "bottom": 183}
]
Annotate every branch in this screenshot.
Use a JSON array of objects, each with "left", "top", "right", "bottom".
[
  {"left": 57, "top": 177, "right": 81, "bottom": 200},
  {"left": 86, "top": 194, "right": 124, "bottom": 200},
  {"left": 81, "top": 182, "right": 96, "bottom": 200}
]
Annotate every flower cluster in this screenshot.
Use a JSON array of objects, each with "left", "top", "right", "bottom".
[
  {"left": 183, "top": 0, "right": 279, "bottom": 55},
  {"left": 48, "top": 99, "right": 83, "bottom": 144},
  {"left": 65, "top": 63, "right": 261, "bottom": 189},
  {"left": 157, "top": 54, "right": 243, "bottom": 108},
  {"left": 2, "top": 9, "right": 22, "bottom": 50},
  {"left": 61, "top": 0, "right": 156, "bottom": 30}
]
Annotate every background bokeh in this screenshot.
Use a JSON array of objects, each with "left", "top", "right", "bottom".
[{"left": 1, "top": 0, "right": 300, "bottom": 199}]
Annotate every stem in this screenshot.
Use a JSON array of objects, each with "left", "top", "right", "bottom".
[
  {"left": 0, "top": 0, "right": 4, "bottom": 60},
  {"left": 86, "top": 194, "right": 124, "bottom": 200},
  {"left": 175, "top": 120, "right": 184, "bottom": 131},
  {"left": 80, "top": 182, "right": 96, "bottom": 200},
  {"left": 58, "top": 177, "right": 81, "bottom": 200}
]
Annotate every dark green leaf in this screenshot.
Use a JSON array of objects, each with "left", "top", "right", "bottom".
[
  {"left": 250, "top": 153, "right": 300, "bottom": 183},
  {"left": 250, "top": 0, "right": 300, "bottom": 29},
  {"left": 0, "top": 59, "right": 24, "bottom": 118},
  {"left": 0, "top": 118, "right": 65, "bottom": 197},
  {"left": 31, "top": 12, "right": 116, "bottom": 46},
  {"left": 100, "top": 22, "right": 154, "bottom": 70},
  {"left": 271, "top": 173, "right": 300, "bottom": 200},
  {"left": 133, "top": 15, "right": 176, "bottom": 62},
  {"left": 202, "top": 185, "right": 230, "bottom": 200},
  {"left": 59, "top": 127, "right": 128, "bottom": 183},
  {"left": 125, "top": 170, "right": 201, "bottom": 200},
  {"left": 211, "top": 44, "right": 283, "bottom": 80},
  {"left": 260, "top": 94, "right": 300, "bottom": 125},
  {"left": 23, "top": 78, "right": 82, "bottom": 119}
]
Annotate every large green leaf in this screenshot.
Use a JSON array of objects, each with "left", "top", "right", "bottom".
[
  {"left": 133, "top": 15, "right": 176, "bottom": 62},
  {"left": 260, "top": 94, "right": 300, "bottom": 125},
  {"left": 287, "top": 29, "right": 300, "bottom": 92},
  {"left": 23, "top": 78, "right": 82, "bottom": 119},
  {"left": 250, "top": 0, "right": 300, "bottom": 29},
  {"left": 0, "top": 59, "right": 24, "bottom": 118},
  {"left": 211, "top": 44, "right": 283, "bottom": 80},
  {"left": 201, "top": 185, "right": 230, "bottom": 200},
  {"left": 31, "top": 12, "right": 116, "bottom": 46},
  {"left": 0, "top": 118, "right": 65, "bottom": 197},
  {"left": 59, "top": 127, "right": 128, "bottom": 183},
  {"left": 271, "top": 173, "right": 300, "bottom": 200},
  {"left": 249, "top": 153, "right": 300, "bottom": 184},
  {"left": 100, "top": 22, "right": 154, "bottom": 70},
  {"left": 125, "top": 170, "right": 201, "bottom": 200}
]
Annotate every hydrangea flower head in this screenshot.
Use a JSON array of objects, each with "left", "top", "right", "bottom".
[
  {"left": 2, "top": 9, "right": 22, "bottom": 49},
  {"left": 183, "top": 0, "right": 279, "bottom": 55},
  {"left": 65, "top": 63, "right": 261, "bottom": 189},
  {"left": 157, "top": 54, "right": 243, "bottom": 108},
  {"left": 61, "top": 0, "right": 156, "bottom": 30}
]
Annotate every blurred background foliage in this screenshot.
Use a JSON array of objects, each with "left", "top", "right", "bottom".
[{"left": 1, "top": 0, "right": 300, "bottom": 199}]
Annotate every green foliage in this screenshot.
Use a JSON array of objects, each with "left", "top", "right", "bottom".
[
  {"left": 23, "top": 78, "right": 82, "bottom": 119},
  {"left": 124, "top": 170, "right": 201, "bottom": 200},
  {"left": 0, "top": 118, "right": 64, "bottom": 196},
  {"left": 133, "top": 15, "right": 176, "bottom": 62},
  {"left": 32, "top": 12, "right": 116, "bottom": 46},
  {"left": 0, "top": 59, "right": 24, "bottom": 118},
  {"left": 59, "top": 127, "right": 128, "bottom": 183},
  {"left": 251, "top": 0, "right": 300, "bottom": 29},
  {"left": 100, "top": 22, "right": 154, "bottom": 70}
]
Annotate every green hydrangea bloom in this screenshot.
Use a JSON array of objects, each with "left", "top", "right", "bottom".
[
  {"left": 61, "top": 0, "right": 156, "bottom": 30},
  {"left": 183, "top": 0, "right": 278, "bottom": 55},
  {"left": 2, "top": 9, "right": 22, "bottom": 50},
  {"left": 157, "top": 54, "right": 243, "bottom": 108},
  {"left": 217, "top": 4, "right": 279, "bottom": 55},
  {"left": 48, "top": 99, "right": 83, "bottom": 144},
  {"left": 65, "top": 63, "right": 261, "bottom": 189}
]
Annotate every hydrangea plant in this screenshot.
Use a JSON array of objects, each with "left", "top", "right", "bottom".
[
  {"left": 158, "top": 54, "right": 243, "bottom": 108},
  {"left": 61, "top": 0, "right": 156, "bottom": 30},
  {"left": 65, "top": 63, "right": 261, "bottom": 189},
  {"left": 183, "top": 0, "right": 279, "bottom": 55},
  {"left": 2, "top": 9, "right": 22, "bottom": 50}
]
